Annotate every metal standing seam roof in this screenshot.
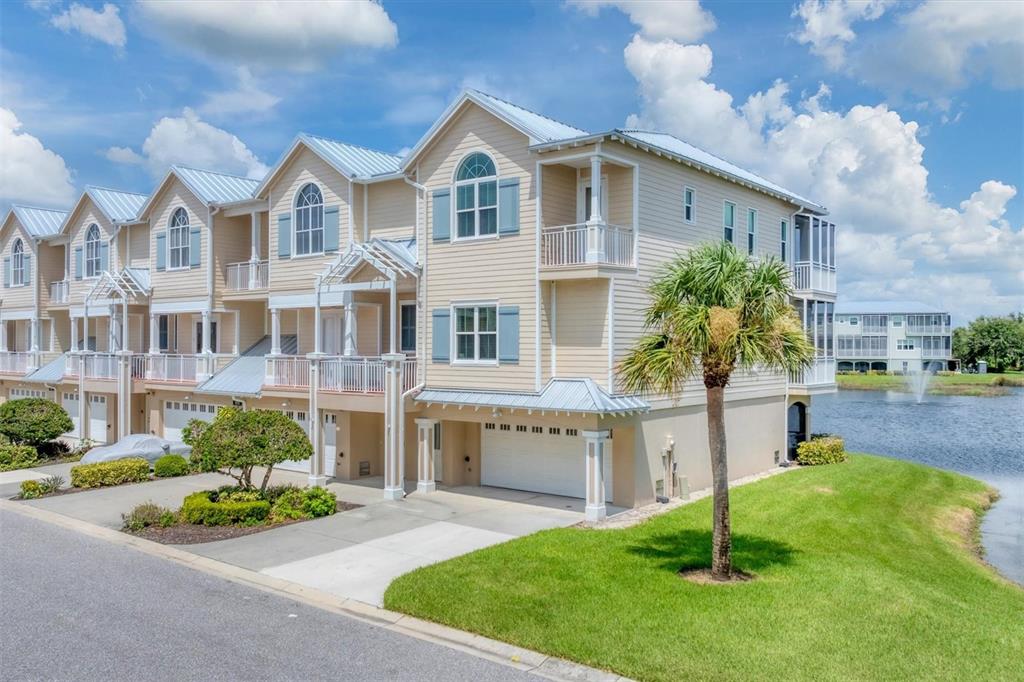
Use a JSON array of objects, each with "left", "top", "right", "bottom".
[
  {"left": 195, "top": 335, "right": 297, "bottom": 397},
  {"left": 416, "top": 378, "right": 649, "bottom": 415},
  {"left": 23, "top": 353, "right": 67, "bottom": 384},
  {"left": 835, "top": 301, "right": 945, "bottom": 315},
  {"left": 86, "top": 186, "right": 149, "bottom": 223},
  {"left": 467, "top": 89, "right": 589, "bottom": 144},
  {"left": 7, "top": 205, "right": 69, "bottom": 238},
  {"left": 299, "top": 134, "right": 403, "bottom": 179},
  {"left": 172, "top": 165, "right": 261, "bottom": 204}
]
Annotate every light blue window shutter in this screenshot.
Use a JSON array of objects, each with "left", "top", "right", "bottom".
[
  {"left": 99, "top": 240, "right": 110, "bottom": 273},
  {"left": 2, "top": 257, "right": 9, "bottom": 288},
  {"left": 278, "top": 214, "right": 292, "bottom": 258},
  {"left": 498, "top": 306, "right": 520, "bottom": 363},
  {"left": 74, "top": 247, "right": 83, "bottom": 280},
  {"left": 23, "top": 254, "right": 31, "bottom": 284},
  {"left": 324, "top": 206, "right": 340, "bottom": 252},
  {"left": 432, "top": 308, "right": 451, "bottom": 363},
  {"left": 498, "top": 178, "right": 520, "bottom": 235},
  {"left": 155, "top": 233, "right": 166, "bottom": 271},
  {"left": 189, "top": 227, "right": 201, "bottom": 267},
  {"left": 432, "top": 188, "right": 450, "bottom": 242}
]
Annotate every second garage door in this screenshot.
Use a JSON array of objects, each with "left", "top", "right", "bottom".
[
  {"left": 481, "top": 424, "right": 612, "bottom": 501},
  {"left": 163, "top": 400, "right": 219, "bottom": 441}
]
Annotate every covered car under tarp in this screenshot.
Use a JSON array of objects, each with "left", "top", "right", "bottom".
[{"left": 80, "top": 434, "right": 191, "bottom": 465}]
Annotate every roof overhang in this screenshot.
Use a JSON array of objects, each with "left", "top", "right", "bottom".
[
  {"left": 415, "top": 378, "right": 649, "bottom": 417},
  {"left": 85, "top": 269, "right": 150, "bottom": 305},
  {"left": 318, "top": 239, "right": 419, "bottom": 294}
]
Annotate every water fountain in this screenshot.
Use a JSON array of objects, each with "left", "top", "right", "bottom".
[{"left": 905, "top": 361, "right": 938, "bottom": 403}]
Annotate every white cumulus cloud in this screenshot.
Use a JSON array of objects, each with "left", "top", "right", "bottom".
[
  {"left": 135, "top": 0, "right": 398, "bottom": 70},
  {"left": 791, "top": 0, "right": 890, "bottom": 69},
  {"left": 106, "top": 108, "right": 268, "bottom": 180},
  {"left": 0, "top": 108, "right": 76, "bottom": 207},
  {"left": 199, "top": 67, "right": 282, "bottom": 119},
  {"left": 51, "top": 3, "right": 127, "bottom": 49},
  {"left": 569, "top": 0, "right": 715, "bottom": 42}
]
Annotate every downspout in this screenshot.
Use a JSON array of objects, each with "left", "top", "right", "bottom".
[{"left": 403, "top": 173, "right": 427, "bottom": 388}]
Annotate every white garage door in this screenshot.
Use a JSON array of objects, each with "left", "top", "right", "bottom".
[
  {"left": 62, "top": 391, "right": 80, "bottom": 438},
  {"left": 276, "top": 409, "right": 311, "bottom": 473},
  {"left": 482, "top": 424, "right": 612, "bottom": 501},
  {"left": 89, "top": 395, "right": 108, "bottom": 443},
  {"left": 11, "top": 388, "right": 46, "bottom": 399},
  {"left": 163, "top": 400, "right": 219, "bottom": 442}
]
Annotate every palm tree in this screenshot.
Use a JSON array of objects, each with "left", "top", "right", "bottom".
[{"left": 619, "top": 241, "right": 814, "bottom": 580}]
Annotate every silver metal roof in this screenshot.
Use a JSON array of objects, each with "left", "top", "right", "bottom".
[
  {"left": 195, "top": 335, "right": 297, "bottom": 397},
  {"left": 172, "top": 165, "right": 260, "bottom": 204},
  {"left": 416, "top": 378, "right": 649, "bottom": 415},
  {"left": 86, "top": 186, "right": 148, "bottom": 223},
  {"left": 23, "top": 353, "right": 67, "bottom": 384},
  {"left": 835, "top": 301, "right": 945, "bottom": 315},
  {"left": 467, "top": 89, "right": 588, "bottom": 144},
  {"left": 7, "top": 205, "right": 69, "bottom": 238},
  {"left": 299, "top": 134, "right": 402, "bottom": 179}
]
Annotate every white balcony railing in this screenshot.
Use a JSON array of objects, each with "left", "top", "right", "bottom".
[
  {"left": 320, "top": 356, "right": 386, "bottom": 393},
  {"left": 65, "top": 353, "right": 145, "bottom": 380},
  {"left": 225, "top": 260, "right": 268, "bottom": 291},
  {"left": 265, "top": 356, "right": 310, "bottom": 388},
  {"left": 145, "top": 354, "right": 209, "bottom": 383},
  {"left": 402, "top": 358, "right": 418, "bottom": 393},
  {"left": 792, "top": 261, "right": 836, "bottom": 294},
  {"left": 49, "top": 280, "right": 69, "bottom": 304},
  {"left": 907, "top": 325, "right": 952, "bottom": 335},
  {"left": 0, "top": 352, "right": 31, "bottom": 374},
  {"left": 789, "top": 357, "right": 836, "bottom": 386},
  {"left": 541, "top": 223, "right": 634, "bottom": 268}
]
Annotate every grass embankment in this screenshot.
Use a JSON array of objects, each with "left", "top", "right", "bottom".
[
  {"left": 385, "top": 455, "right": 1022, "bottom": 681},
  {"left": 837, "top": 371, "right": 1024, "bottom": 396}
]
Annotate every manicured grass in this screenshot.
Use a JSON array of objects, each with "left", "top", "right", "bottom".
[
  {"left": 385, "top": 455, "right": 1023, "bottom": 681},
  {"left": 837, "top": 372, "right": 1024, "bottom": 396}
]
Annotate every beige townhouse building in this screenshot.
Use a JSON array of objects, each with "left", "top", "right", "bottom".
[{"left": 1, "top": 90, "right": 836, "bottom": 520}]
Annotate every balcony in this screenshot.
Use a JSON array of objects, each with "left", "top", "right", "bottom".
[
  {"left": 907, "top": 325, "right": 951, "bottom": 335},
  {"left": 49, "top": 280, "right": 69, "bottom": 304},
  {"left": 789, "top": 357, "right": 836, "bottom": 391},
  {"left": 540, "top": 222, "right": 634, "bottom": 275},
  {"left": 65, "top": 353, "right": 145, "bottom": 380},
  {"left": 145, "top": 354, "right": 210, "bottom": 383},
  {"left": 0, "top": 352, "right": 32, "bottom": 375},
  {"left": 792, "top": 261, "right": 836, "bottom": 295},
  {"left": 265, "top": 355, "right": 418, "bottom": 394},
  {"left": 225, "top": 260, "right": 268, "bottom": 292}
]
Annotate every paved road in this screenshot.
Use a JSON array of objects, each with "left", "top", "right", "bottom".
[{"left": 0, "top": 510, "right": 536, "bottom": 682}]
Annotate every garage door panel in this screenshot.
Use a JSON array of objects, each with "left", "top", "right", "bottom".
[{"left": 163, "top": 401, "right": 218, "bottom": 442}]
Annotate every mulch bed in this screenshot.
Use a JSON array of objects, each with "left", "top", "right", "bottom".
[{"left": 128, "top": 500, "right": 364, "bottom": 545}]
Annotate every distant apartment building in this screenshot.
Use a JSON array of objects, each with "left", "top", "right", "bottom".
[{"left": 835, "top": 302, "right": 954, "bottom": 373}]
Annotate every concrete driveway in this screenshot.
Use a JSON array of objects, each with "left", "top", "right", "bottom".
[{"left": 5, "top": 463, "right": 606, "bottom": 606}]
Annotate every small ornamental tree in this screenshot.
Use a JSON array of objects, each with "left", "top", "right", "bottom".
[
  {"left": 183, "top": 408, "right": 311, "bottom": 492},
  {"left": 0, "top": 398, "right": 74, "bottom": 448}
]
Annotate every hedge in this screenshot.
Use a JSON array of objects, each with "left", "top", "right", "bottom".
[
  {"left": 0, "top": 444, "right": 39, "bottom": 472},
  {"left": 797, "top": 436, "right": 847, "bottom": 466},
  {"left": 0, "top": 398, "right": 73, "bottom": 446},
  {"left": 153, "top": 454, "right": 189, "bottom": 478},
  {"left": 71, "top": 458, "right": 150, "bottom": 488},
  {"left": 180, "top": 490, "right": 270, "bottom": 526}
]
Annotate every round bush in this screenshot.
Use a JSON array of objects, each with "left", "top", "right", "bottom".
[
  {"left": 20, "top": 479, "right": 42, "bottom": 499},
  {"left": 153, "top": 454, "right": 189, "bottom": 478},
  {"left": 0, "top": 398, "right": 73, "bottom": 447},
  {"left": 797, "top": 436, "right": 847, "bottom": 465},
  {"left": 304, "top": 487, "right": 337, "bottom": 518}
]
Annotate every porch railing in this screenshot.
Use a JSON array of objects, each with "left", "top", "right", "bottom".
[
  {"left": 789, "top": 357, "right": 836, "bottom": 386},
  {"left": 792, "top": 261, "right": 836, "bottom": 294},
  {"left": 320, "top": 356, "right": 386, "bottom": 393},
  {"left": 145, "top": 354, "right": 208, "bottom": 383},
  {"left": 49, "top": 280, "right": 69, "bottom": 304},
  {"left": 0, "top": 352, "right": 31, "bottom": 374},
  {"left": 403, "top": 358, "right": 418, "bottom": 393},
  {"left": 225, "top": 260, "right": 268, "bottom": 291},
  {"left": 541, "top": 223, "right": 634, "bottom": 268},
  {"left": 265, "top": 356, "right": 310, "bottom": 388},
  {"left": 65, "top": 353, "right": 146, "bottom": 380}
]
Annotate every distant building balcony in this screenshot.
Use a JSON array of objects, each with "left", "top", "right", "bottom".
[
  {"left": 225, "top": 260, "right": 268, "bottom": 292},
  {"left": 50, "top": 280, "right": 69, "bottom": 304}
]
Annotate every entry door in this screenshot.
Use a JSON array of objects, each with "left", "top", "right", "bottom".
[
  {"left": 323, "top": 413, "right": 337, "bottom": 477},
  {"left": 194, "top": 320, "right": 218, "bottom": 353},
  {"left": 322, "top": 314, "right": 342, "bottom": 355},
  {"left": 89, "top": 395, "right": 107, "bottom": 443},
  {"left": 433, "top": 423, "right": 443, "bottom": 482}
]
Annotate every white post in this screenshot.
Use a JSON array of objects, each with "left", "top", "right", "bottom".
[
  {"left": 249, "top": 211, "right": 259, "bottom": 289},
  {"left": 307, "top": 354, "right": 326, "bottom": 487},
  {"left": 0, "top": 318, "right": 7, "bottom": 353},
  {"left": 314, "top": 276, "right": 322, "bottom": 355},
  {"left": 416, "top": 418, "right": 438, "bottom": 494},
  {"left": 389, "top": 278, "right": 397, "bottom": 355},
  {"left": 343, "top": 292, "right": 357, "bottom": 356},
  {"left": 149, "top": 314, "right": 159, "bottom": 354},
  {"left": 586, "top": 155, "right": 604, "bottom": 263},
  {"left": 382, "top": 353, "right": 405, "bottom": 500},
  {"left": 29, "top": 318, "right": 39, "bottom": 352},
  {"left": 201, "top": 310, "right": 211, "bottom": 354},
  {"left": 83, "top": 306, "right": 90, "bottom": 352},
  {"left": 70, "top": 316, "right": 78, "bottom": 352},
  {"left": 270, "top": 308, "right": 281, "bottom": 355},
  {"left": 582, "top": 429, "right": 610, "bottom": 522},
  {"left": 121, "top": 300, "right": 129, "bottom": 353}
]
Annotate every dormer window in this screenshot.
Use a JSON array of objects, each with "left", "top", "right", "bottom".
[
  {"left": 295, "top": 183, "right": 324, "bottom": 256},
  {"left": 169, "top": 208, "right": 190, "bottom": 269},
  {"left": 455, "top": 152, "right": 497, "bottom": 239},
  {"left": 85, "top": 224, "right": 102, "bottom": 278},
  {"left": 11, "top": 239, "right": 25, "bottom": 286}
]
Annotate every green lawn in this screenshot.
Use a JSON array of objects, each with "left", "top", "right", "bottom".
[
  {"left": 385, "top": 455, "right": 1023, "bottom": 681},
  {"left": 837, "top": 372, "right": 1024, "bottom": 396}
]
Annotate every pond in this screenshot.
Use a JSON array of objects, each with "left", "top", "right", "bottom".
[{"left": 813, "top": 388, "right": 1024, "bottom": 585}]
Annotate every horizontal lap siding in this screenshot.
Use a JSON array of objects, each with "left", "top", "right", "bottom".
[
  {"left": 66, "top": 202, "right": 116, "bottom": 307},
  {"left": 420, "top": 104, "right": 537, "bottom": 391},
  {"left": 554, "top": 279, "right": 609, "bottom": 382},
  {"left": 148, "top": 178, "right": 208, "bottom": 302},
  {"left": 235, "top": 301, "right": 267, "bottom": 351},
  {"left": 124, "top": 222, "right": 150, "bottom": 270},
  {"left": 0, "top": 220, "right": 36, "bottom": 310},
  {"left": 367, "top": 179, "right": 416, "bottom": 241},
  {"left": 37, "top": 241, "right": 64, "bottom": 308},
  {"left": 213, "top": 213, "right": 253, "bottom": 306},
  {"left": 580, "top": 164, "right": 633, "bottom": 227},
  {"left": 268, "top": 147, "right": 351, "bottom": 295},
  {"left": 541, "top": 165, "right": 576, "bottom": 226}
]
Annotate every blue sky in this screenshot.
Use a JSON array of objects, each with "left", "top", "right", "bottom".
[{"left": 1, "top": 0, "right": 1021, "bottom": 321}]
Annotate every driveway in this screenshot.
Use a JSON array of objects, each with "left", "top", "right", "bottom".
[{"left": 6, "top": 463, "right": 611, "bottom": 606}]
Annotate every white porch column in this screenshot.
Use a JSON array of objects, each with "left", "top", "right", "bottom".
[
  {"left": 77, "top": 372, "right": 87, "bottom": 443},
  {"left": 307, "top": 353, "right": 326, "bottom": 487},
  {"left": 586, "top": 156, "right": 605, "bottom": 264},
  {"left": 582, "top": 429, "right": 610, "bottom": 522},
  {"left": 83, "top": 307, "right": 90, "bottom": 352},
  {"left": 389, "top": 278, "right": 397, "bottom": 354},
  {"left": 270, "top": 308, "right": 281, "bottom": 355},
  {"left": 382, "top": 352, "right": 405, "bottom": 500},
  {"left": 70, "top": 316, "right": 78, "bottom": 352},
  {"left": 149, "top": 314, "right": 159, "bottom": 354},
  {"left": 415, "top": 418, "right": 438, "bottom": 494},
  {"left": 313, "top": 276, "right": 322, "bottom": 355},
  {"left": 29, "top": 318, "right": 39, "bottom": 352},
  {"left": 0, "top": 318, "right": 8, "bottom": 353},
  {"left": 249, "top": 212, "right": 260, "bottom": 289},
  {"left": 201, "top": 310, "right": 211, "bottom": 354},
  {"left": 342, "top": 292, "right": 357, "bottom": 356},
  {"left": 117, "top": 350, "right": 131, "bottom": 439},
  {"left": 110, "top": 311, "right": 122, "bottom": 352}
]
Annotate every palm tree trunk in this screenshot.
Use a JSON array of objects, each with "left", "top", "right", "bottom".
[{"left": 706, "top": 384, "right": 732, "bottom": 580}]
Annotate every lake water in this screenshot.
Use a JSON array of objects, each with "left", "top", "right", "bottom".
[{"left": 813, "top": 388, "right": 1024, "bottom": 585}]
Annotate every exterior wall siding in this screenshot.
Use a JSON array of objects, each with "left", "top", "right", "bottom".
[
  {"left": 148, "top": 177, "right": 208, "bottom": 302},
  {"left": 0, "top": 219, "right": 37, "bottom": 310}
]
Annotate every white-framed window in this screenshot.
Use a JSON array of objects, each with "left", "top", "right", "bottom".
[
  {"left": 85, "top": 224, "right": 101, "bottom": 278},
  {"left": 400, "top": 301, "right": 416, "bottom": 353},
  {"left": 780, "top": 219, "right": 788, "bottom": 261},
  {"left": 892, "top": 316, "right": 903, "bottom": 327},
  {"left": 454, "top": 152, "right": 498, "bottom": 239},
  {"left": 158, "top": 314, "right": 174, "bottom": 352},
  {"left": 897, "top": 339, "right": 915, "bottom": 351},
  {"left": 294, "top": 183, "right": 324, "bottom": 256},
  {"left": 11, "top": 238, "right": 25, "bottom": 286},
  {"left": 849, "top": 316, "right": 859, "bottom": 326},
  {"left": 747, "top": 208, "right": 757, "bottom": 255},
  {"left": 453, "top": 303, "right": 497, "bottom": 363},
  {"left": 723, "top": 201, "right": 735, "bottom": 243},
  {"left": 168, "top": 207, "right": 190, "bottom": 269},
  {"left": 683, "top": 187, "right": 695, "bottom": 224}
]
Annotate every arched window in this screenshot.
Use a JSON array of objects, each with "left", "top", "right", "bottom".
[
  {"left": 294, "top": 183, "right": 324, "bottom": 255},
  {"left": 85, "top": 224, "right": 101, "bottom": 278},
  {"left": 454, "top": 152, "right": 497, "bottom": 239},
  {"left": 11, "top": 239, "right": 25, "bottom": 286},
  {"left": 168, "top": 207, "right": 190, "bottom": 269}
]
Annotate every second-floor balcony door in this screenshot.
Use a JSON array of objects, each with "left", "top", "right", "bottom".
[
  {"left": 322, "top": 312, "right": 342, "bottom": 355},
  {"left": 578, "top": 176, "right": 608, "bottom": 223},
  {"left": 194, "top": 319, "right": 218, "bottom": 354}
]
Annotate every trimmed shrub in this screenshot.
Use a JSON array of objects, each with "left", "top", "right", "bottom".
[
  {"left": 0, "top": 444, "right": 39, "bottom": 472},
  {"left": 304, "top": 487, "right": 337, "bottom": 518},
  {"left": 0, "top": 399, "right": 73, "bottom": 447},
  {"left": 71, "top": 458, "right": 150, "bottom": 489},
  {"left": 153, "top": 454, "right": 189, "bottom": 478},
  {"left": 180, "top": 490, "right": 269, "bottom": 526},
  {"left": 269, "top": 487, "right": 338, "bottom": 523},
  {"left": 20, "top": 480, "right": 42, "bottom": 499},
  {"left": 122, "top": 502, "right": 177, "bottom": 531},
  {"left": 797, "top": 436, "right": 847, "bottom": 466}
]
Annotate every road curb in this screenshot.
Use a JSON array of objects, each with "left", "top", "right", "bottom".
[{"left": 0, "top": 498, "right": 630, "bottom": 682}]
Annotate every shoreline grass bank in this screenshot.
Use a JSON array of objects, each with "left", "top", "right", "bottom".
[{"left": 837, "top": 372, "right": 1024, "bottom": 396}]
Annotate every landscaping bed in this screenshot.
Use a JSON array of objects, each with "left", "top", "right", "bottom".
[{"left": 384, "top": 454, "right": 1023, "bottom": 681}]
